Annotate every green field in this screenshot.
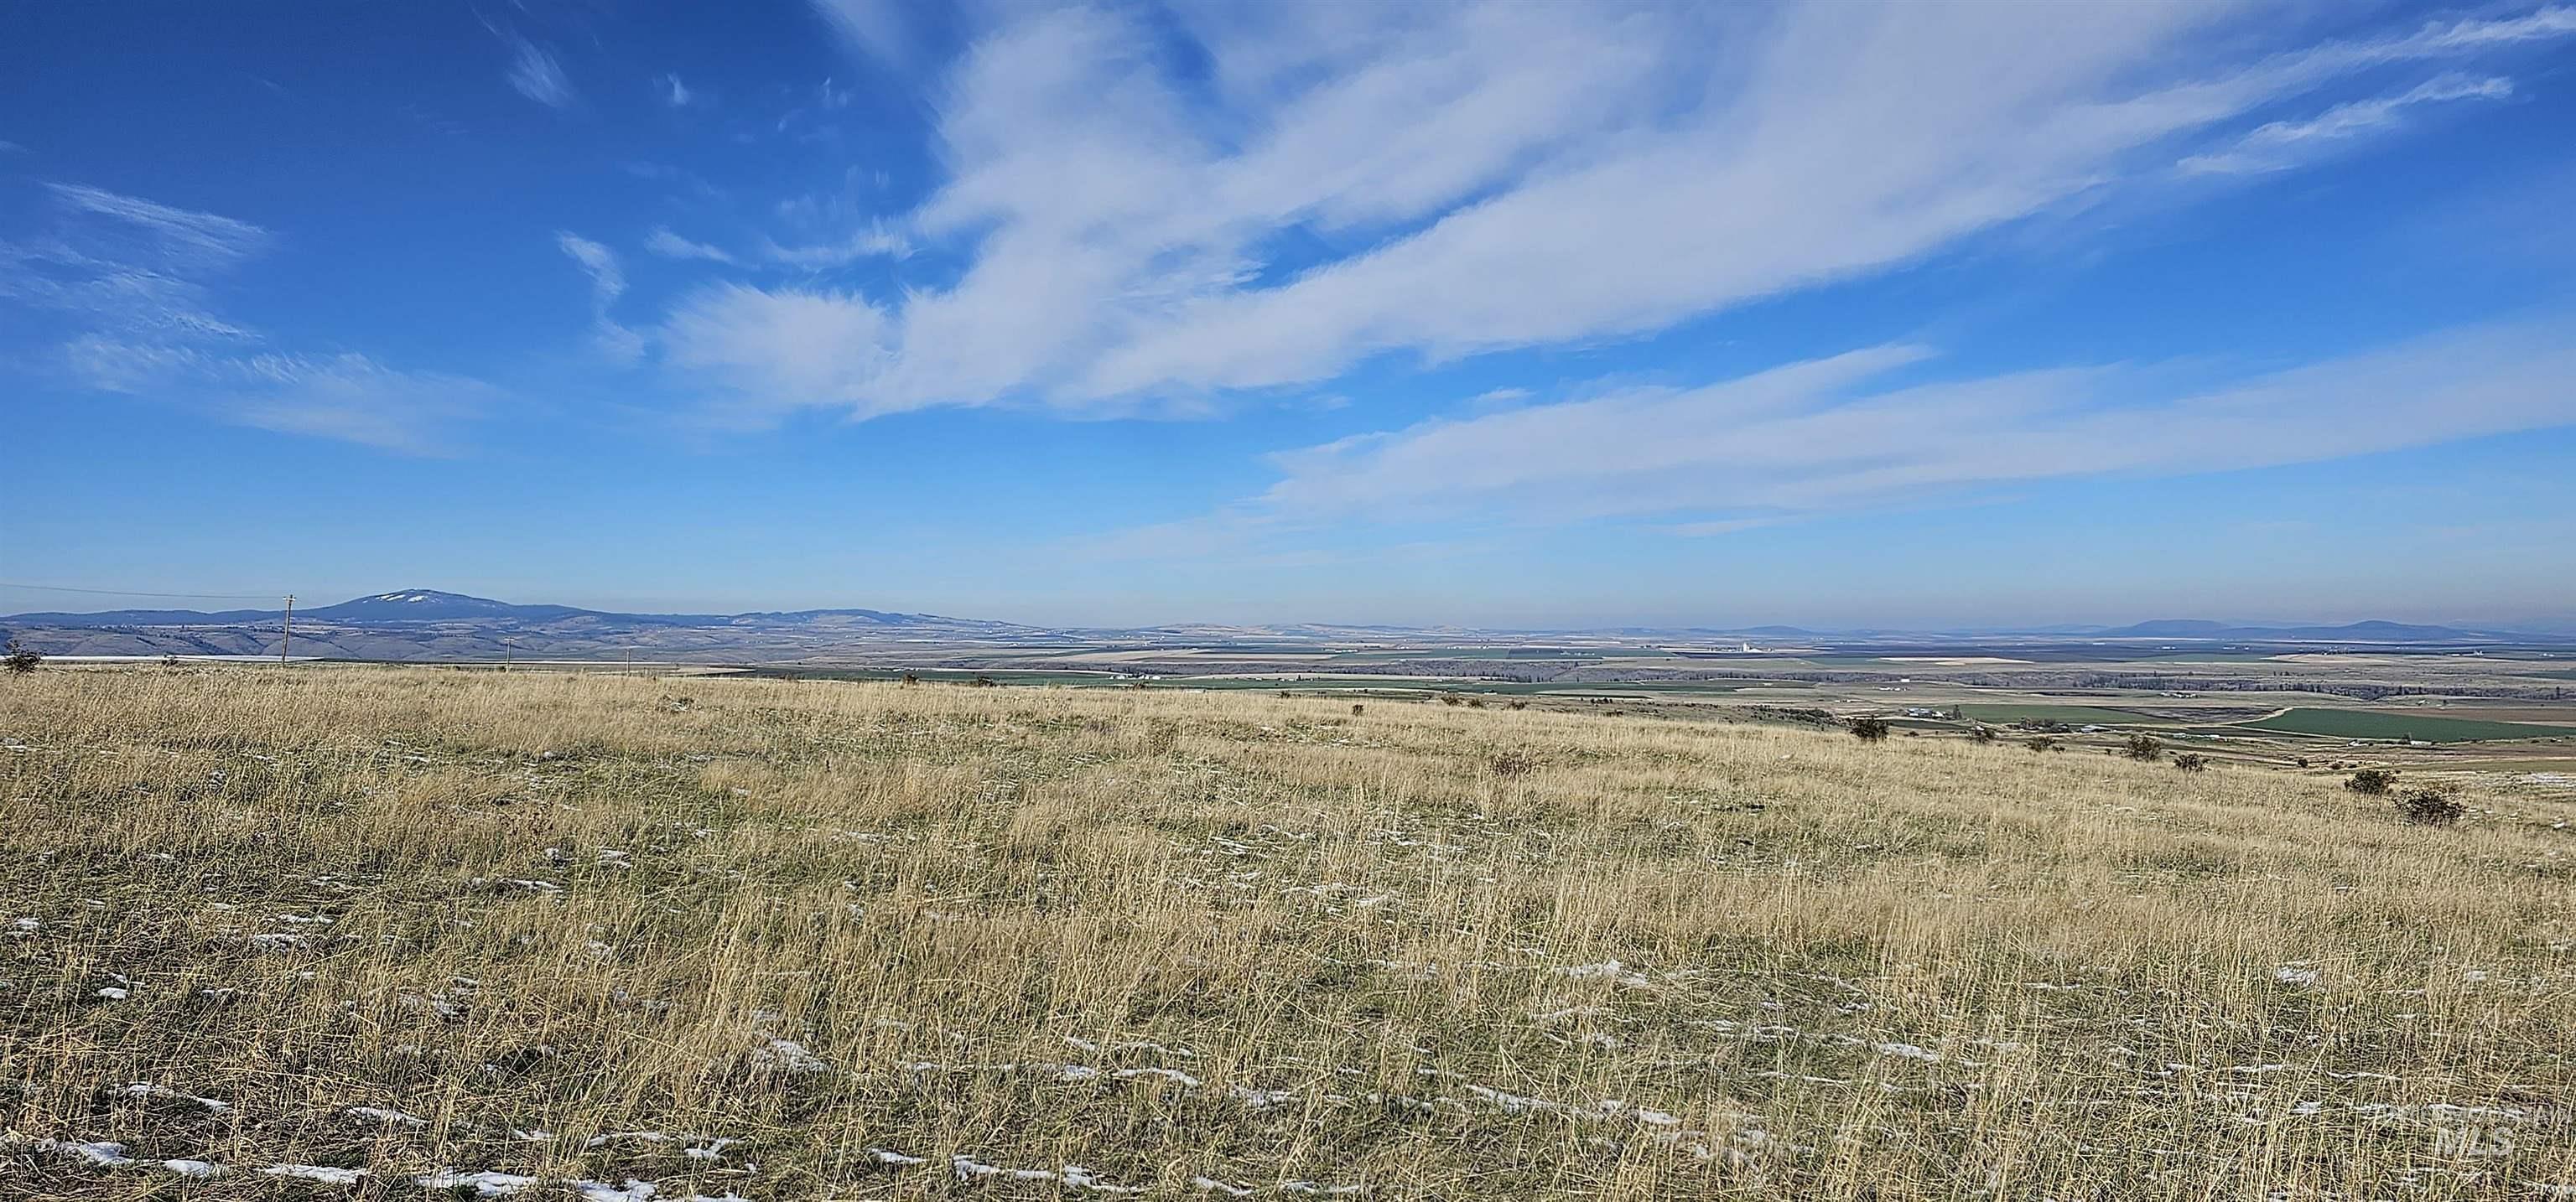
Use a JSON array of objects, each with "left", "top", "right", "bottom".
[
  {"left": 2234, "top": 707, "right": 2576, "bottom": 743},
  {"left": 1959, "top": 703, "right": 2176, "bottom": 726}
]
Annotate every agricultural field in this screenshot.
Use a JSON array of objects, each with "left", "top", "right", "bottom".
[
  {"left": 1955, "top": 703, "right": 2180, "bottom": 727},
  {"left": 6, "top": 666, "right": 2576, "bottom": 1199},
  {"left": 2237, "top": 707, "right": 2576, "bottom": 744}
]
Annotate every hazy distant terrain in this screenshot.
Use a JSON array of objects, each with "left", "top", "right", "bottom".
[{"left": 8, "top": 588, "right": 2570, "bottom": 666}]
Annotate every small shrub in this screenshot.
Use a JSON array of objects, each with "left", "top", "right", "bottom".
[
  {"left": 2172, "top": 753, "right": 2208, "bottom": 772},
  {"left": 1489, "top": 748, "right": 1539, "bottom": 778},
  {"left": 3, "top": 640, "right": 39, "bottom": 675},
  {"left": 900, "top": 670, "right": 920, "bottom": 686},
  {"left": 1278, "top": 690, "right": 1292, "bottom": 699},
  {"left": 2345, "top": 768, "right": 2397, "bottom": 795},
  {"left": 1849, "top": 717, "right": 1892, "bottom": 742},
  {"left": 2124, "top": 733, "right": 2165, "bottom": 761},
  {"left": 1968, "top": 724, "right": 1997, "bottom": 745},
  {"left": 1441, "top": 694, "right": 1463, "bottom": 707},
  {"left": 970, "top": 674, "right": 998, "bottom": 688},
  {"left": 1506, "top": 700, "right": 1529, "bottom": 711},
  {"left": 2025, "top": 736, "right": 2058, "bottom": 753},
  {"left": 2294, "top": 757, "right": 2310, "bottom": 769},
  {"left": 1467, "top": 697, "right": 1488, "bottom": 708},
  {"left": 2395, "top": 785, "right": 2466, "bottom": 826},
  {"left": 159, "top": 654, "right": 184, "bottom": 670},
  {"left": 1350, "top": 703, "right": 1364, "bottom": 716}
]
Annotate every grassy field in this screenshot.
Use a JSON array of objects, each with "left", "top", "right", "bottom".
[
  {"left": 2236, "top": 707, "right": 2576, "bottom": 743},
  {"left": 1955, "top": 703, "right": 2178, "bottom": 727},
  {"left": 5, "top": 668, "right": 2574, "bottom": 1199}
]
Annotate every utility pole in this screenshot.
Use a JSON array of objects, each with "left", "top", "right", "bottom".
[{"left": 280, "top": 595, "right": 295, "bottom": 665}]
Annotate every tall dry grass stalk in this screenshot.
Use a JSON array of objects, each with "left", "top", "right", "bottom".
[{"left": 3, "top": 666, "right": 2571, "bottom": 1198}]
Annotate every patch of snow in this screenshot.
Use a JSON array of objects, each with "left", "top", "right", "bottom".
[
  {"left": 44, "top": 1139, "right": 137, "bottom": 1167},
  {"left": 124, "top": 1082, "right": 231, "bottom": 1111},
  {"left": 264, "top": 1164, "right": 369, "bottom": 1185},
  {"left": 417, "top": 1169, "right": 538, "bottom": 1195},
  {"left": 752, "top": 1037, "right": 830, "bottom": 1075}
]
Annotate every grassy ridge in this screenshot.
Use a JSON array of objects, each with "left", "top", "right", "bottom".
[{"left": 3, "top": 668, "right": 2573, "bottom": 1198}]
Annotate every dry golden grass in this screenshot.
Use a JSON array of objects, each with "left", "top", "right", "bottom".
[{"left": 3, "top": 666, "right": 2573, "bottom": 1199}]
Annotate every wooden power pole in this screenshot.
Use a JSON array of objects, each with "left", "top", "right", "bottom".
[{"left": 280, "top": 595, "right": 295, "bottom": 664}]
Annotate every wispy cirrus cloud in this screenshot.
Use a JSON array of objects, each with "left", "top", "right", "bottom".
[
  {"left": 501, "top": 31, "right": 575, "bottom": 109},
  {"left": 557, "top": 231, "right": 644, "bottom": 361},
  {"left": 756, "top": 222, "right": 911, "bottom": 268},
  {"left": 1, "top": 182, "right": 498, "bottom": 452},
  {"left": 1072, "top": 316, "right": 2576, "bottom": 561},
  {"left": 642, "top": 2, "right": 2575, "bottom": 424},
  {"left": 1253, "top": 319, "right": 2576, "bottom": 526},
  {"left": 2180, "top": 75, "right": 2514, "bottom": 174},
  {"left": 644, "top": 226, "right": 739, "bottom": 266}
]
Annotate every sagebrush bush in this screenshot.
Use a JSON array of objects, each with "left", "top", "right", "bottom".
[
  {"left": 2396, "top": 785, "right": 2467, "bottom": 826},
  {"left": 2172, "top": 753, "right": 2207, "bottom": 772},
  {"left": 2345, "top": 768, "right": 2397, "bottom": 795},
  {"left": 1849, "top": 717, "right": 1892, "bottom": 742},
  {"left": 2125, "top": 733, "right": 2164, "bottom": 761},
  {"left": 1488, "top": 747, "right": 1539, "bottom": 777}
]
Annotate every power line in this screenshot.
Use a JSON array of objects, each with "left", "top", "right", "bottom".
[{"left": 0, "top": 582, "right": 287, "bottom": 602}]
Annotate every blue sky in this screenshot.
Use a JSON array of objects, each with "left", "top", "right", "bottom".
[{"left": 4, "top": 1, "right": 2573, "bottom": 629}]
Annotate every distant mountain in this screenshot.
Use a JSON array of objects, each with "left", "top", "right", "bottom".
[
  {"left": 298, "top": 589, "right": 610, "bottom": 624},
  {"left": 0, "top": 588, "right": 1048, "bottom": 661}
]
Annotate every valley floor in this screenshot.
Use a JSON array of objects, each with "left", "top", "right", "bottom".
[{"left": 3, "top": 667, "right": 2573, "bottom": 1198}]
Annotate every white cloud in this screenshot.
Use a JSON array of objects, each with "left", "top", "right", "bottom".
[
  {"left": 61, "top": 339, "right": 496, "bottom": 453},
  {"left": 662, "top": 284, "right": 892, "bottom": 417},
  {"left": 1240, "top": 319, "right": 2576, "bottom": 526},
  {"left": 2180, "top": 75, "right": 2514, "bottom": 174},
  {"left": 652, "top": 1, "right": 2573, "bottom": 423},
  {"left": 812, "top": 0, "right": 917, "bottom": 66},
  {"left": 555, "top": 232, "right": 624, "bottom": 308},
  {"left": 663, "top": 73, "right": 693, "bottom": 107},
  {"left": 757, "top": 222, "right": 911, "bottom": 267},
  {"left": 3, "top": 182, "right": 498, "bottom": 450},
  {"left": 557, "top": 231, "right": 642, "bottom": 362},
  {"left": 42, "top": 182, "right": 269, "bottom": 273},
  {"left": 645, "top": 227, "right": 739, "bottom": 265},
  {"left": 504, "top": 34, "right": 575, "bottom": 109}
]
